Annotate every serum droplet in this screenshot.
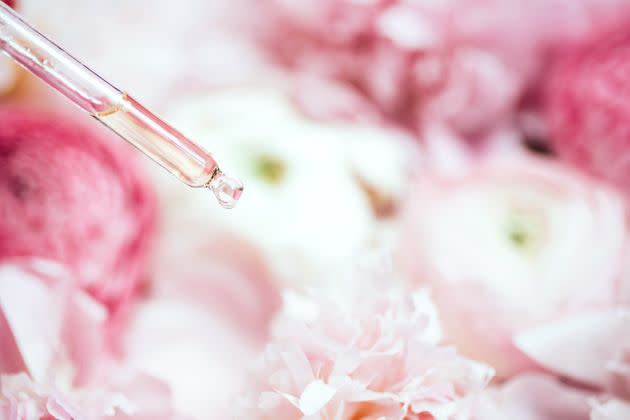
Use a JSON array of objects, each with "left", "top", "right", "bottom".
[{"left": 209, "top": 171, "right": 244, "bottom": 209}]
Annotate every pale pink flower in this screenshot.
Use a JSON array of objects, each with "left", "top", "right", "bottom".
[
  {"left": 0, "top": 261, "right": 186, "bottom": 419},
  {"left": 398, "top": 155, "right": 630, "bottom": 377},
  {"left": 0, "top": 108, "right": 156, "bottom": 314},
  {"left": 0, "top": 260, "right": 108, "bottom": 384},
  {"left": 242, "top": 282, "right": 493, "bottom": 419}
]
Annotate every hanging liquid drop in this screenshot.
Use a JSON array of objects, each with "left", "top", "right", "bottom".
[{"left": 209, "top": 171, "right": 244, "bottom": 209}]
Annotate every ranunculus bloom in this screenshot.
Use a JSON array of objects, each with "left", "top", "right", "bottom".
[
  {"left": 258, "top": 0, "right": 630, "bottom": 140},
  {"left": 161, "top": 87, "right": 415, "bottom": 286},
  {"left": 241, "top": 281, "right": 494, "bottom": 419},
  {"left": 0, "top": 109, "right": 155, "bottom": 313},
  {"left": 398, "top": 155, "right": 629, "bottom": 377},
  {"left": 546, "top": 27, "right": 630, "bottom": 196}
]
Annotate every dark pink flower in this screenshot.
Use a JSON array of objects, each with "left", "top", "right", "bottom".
[
  {"left": 0, "top": 108, "right": 156, "bottom": 314},
  {"left": 546, "top": 27, "right": 630, "bottom": 195}
]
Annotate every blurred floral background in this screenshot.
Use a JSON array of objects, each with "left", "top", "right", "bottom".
[{"left": 1, "top": 0, "right": 630, "bottom": 419}]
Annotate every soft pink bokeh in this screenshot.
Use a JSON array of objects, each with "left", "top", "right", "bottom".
[
  {"left": 258, "top": 0, "right": 630, "bottom": 141},
  {"left": 398, "top": 155, "right": 630, "bottom": 377},
  {"left": 0, "top": 108, "right": 156, "bottom": 314}
]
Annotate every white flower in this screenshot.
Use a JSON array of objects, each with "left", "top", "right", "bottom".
[{"left": 158, "top": 86, "right": 415, "bottom": 285}]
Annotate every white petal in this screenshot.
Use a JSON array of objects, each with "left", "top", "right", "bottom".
[{"left": 299, "top": 380, "right": 337, "bottom": 416}]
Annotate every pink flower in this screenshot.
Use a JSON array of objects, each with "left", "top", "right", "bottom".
[
  {"left": 242, "top": 281, "right": 493, "bottom": 419},
  {"left": 0, "top": 260, "right": 186, "bottom": 419},
  {"left": 0, "top": 108, "right": 156, "bottom": 314},
  {"left": 546, "top": 26, "right": 630, "bottom": 196},
  {"left": 258, "top": 0, "right": 630, "bottom": 139},
  {"left": 398, "top": 155, "right": 630, "bottom": 377},
  {"left": 0, "top": 260, "right": 109, "bottom": 384}
]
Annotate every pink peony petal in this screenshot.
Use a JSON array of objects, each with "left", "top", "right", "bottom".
[
  {"left": 515, "top": 310, "right": 630, "bottom": 388},
  {"left": 298, "top": 380, "right": 337, "bottom": 415},
  {"left": 479, "top": 374, "right": 592, "bottom": 420},
  {"left": 0, "top": 264, "right": 63, "bottom": 382}
]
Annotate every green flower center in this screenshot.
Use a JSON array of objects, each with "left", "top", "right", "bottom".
[
  {"left": 254, "top": 154, "right": 286, "bottom": 185},
  {"left": 506, "top": 208, "right": 545, "bottom": 251}
]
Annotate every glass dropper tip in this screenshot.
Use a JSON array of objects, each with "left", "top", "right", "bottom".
[{"left": 208, "top": 170, "right": 244, "bottom": 209}]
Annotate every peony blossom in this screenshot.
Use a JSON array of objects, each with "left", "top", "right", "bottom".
[
  {"left": 0, "top": 108, "right": 156, "bottom": 314},
  {"left": 257, "top": 0, "right": 630, "bottom": 140},
  {"left": 241, "top": 279, "right": 494, "bottom": 419},
  {"left": 160, "top": 86, "right": 416, "bottom": 286},
  {"left": 546, "top": 26, "right": 630, "bottom": 197},
  {"left": 398, "top": 154, "right": 630, "bottom": 377}
]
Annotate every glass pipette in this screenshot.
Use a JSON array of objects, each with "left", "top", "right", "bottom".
[{"left": 0, "top": 2, "right": 243, "bottom": 209}]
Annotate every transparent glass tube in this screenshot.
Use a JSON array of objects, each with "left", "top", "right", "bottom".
[{"left": 0, "top": 2, "right": 242, "bottom": 208}]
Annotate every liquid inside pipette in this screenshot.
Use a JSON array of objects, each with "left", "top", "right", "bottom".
[{"left": 92, "top": 96, "right": 244, "bottom": 209}]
